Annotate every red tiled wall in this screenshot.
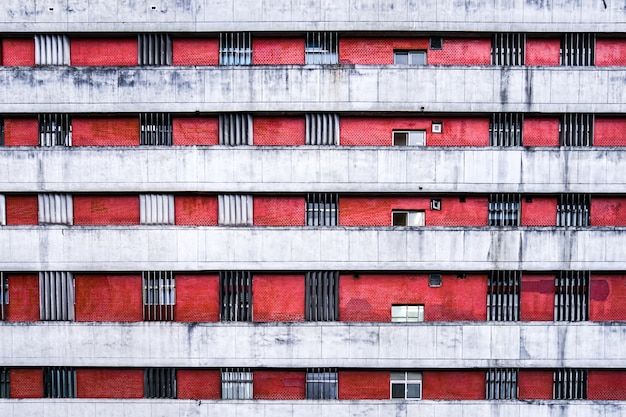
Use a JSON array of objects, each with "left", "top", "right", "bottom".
[
  {"left": 595, "top": 39, "right": 626, "bottom": 66},
  {"left": 73, "top": 117, "right": 139, "bottom": 146},
  {"left": 176, "top": 275, "right": 220, "bottom": 322},
  {"left": 1, "top": 39, "right": 35, "bottom": 66},
  {"left": 526, "top": 38, "right": 561, "bottom": 66},
  {"left": 253, "top": 275, "right": 305, "bottom": 322},
  {"left": 177, "top": 370, "right": 221, "bottom": 399},
  {"left": 429, "top": 38, "right": 491, "bottom": 65},
  {"left": 10, "top": 369, "right": 42, "bottom": 398},
  {"left": 71, "top": 38, "right": 138, "bottom": 66},
  {"left": 253, "top": 117, "right": 306, "bottom": 146},
  {"left": 174, "top": 195, "right": 218, "bottom": 226},
  {"left": 77, "top": 369, "right": 143, "bottom": 398},
  {"left": 594, "top": 118, "right": 626, "bottom": 146},
  {"left": 253, "top": 371, "right": 306, "bottom": 400},
  {"left": 253, "top": 196, "right": 305, "bottom": 226},
  {"left": 520, "top": 274, "right": 555, "bottom": 321},
  {"left": 74, "top": 274, "right": 143, "bottom": 322},
  {"left": 6, "top": 274, "right": 40, "bottom": 322},
  {"left": 338, "top": 371, "right": 389, "bottom": 399},
  {"left": 422, "top": 371, "right": 484, "bottom": 399},
  {"left": 589, "top": 274, "right": 626, "bottom": 321},
  {"left": 5, "top": 195, "right": 38, "bottom": 225},
  {"left": 588, "top": 371, "right": 626, "bottom": 399},
  {"left": 73, "top": 196, "right": 140, "bottom": 225},
  {"left": 253, "top": 38, "right": 305, "bottom": 65},
  {"left": 518, "top": 370, "right": 553, "bottom": 399},
  {"left": 591, "top": 197, "right": 626, "bottom": 226},
  {"left": 172, "top": 38, "right": 219, "bottom": 66},
  {"left": 523, "top": 117, "right": 560, "bottom": 146},
  {"left": 4, "top": 118, "right": 39, "bottom": 146},
  {"left": 521, "top": 197, "right": 557, "bottom": 226},
  {"left": 172, "top": 117, "right": 219, "bottom": 145}
]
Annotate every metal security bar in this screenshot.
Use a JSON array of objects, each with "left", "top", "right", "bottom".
[
  {"left": 0, "top": 118, "right": 4, "bottom": 146},
  {"left": 561, "top": 33, "right": 595, "bottom": 66},
  {"left": 140, "top": 113, "right": 172, "bottom": 145},
  {"left": 219, "top": 271, "right": 252, "bottom": 322},
  {"left": 0, "top": 368, "right": 8, "bottom": 398},
  {"left": 305, "top": 114, "right": 340, "bottom": 145},
  {"left": 306, "top": 368, "right": 338, "bottom": 399},
  {"left": 560, "top": 113, "right": 593, "bottom": 146},
  {"left": 1, "top": 273, "right": 7, "bottom": 321},
  {"left": 43, "top": 367, "right": 76, "bottom": 398},
  {"left": 305, "top": 271, "right": 338, "bottom": 321},
  {"left": 140, "top": 194, "right": 175, "bottom": 225},
  {"left": 221, "top": 368, "right": 253, "bottom": 399},
  {"left": 488, "top": 194, "right": 520, "bottom": 226},
  {"left": 306, "top": 193, "right": 338, "bottom": 226},
  {"left": 218, "top": 195, "right": 253, "bottom": 226},
  {"left": 219, "top": 114, "right": 253, "bottom": 145},
  {"left": 219, "top": 32, "right": 252, "bottom": 65},
  {"left": 486, "top": 368, "right": 518, "bottom": 399},
  {"left": 305, "top": 32, "right": 338, "bottom": 64},
  {"left": 39, "top": 272, "right": 74, "bottom": 321},
  {"left": 490, "top": 113, "right": 523, "bottom": 146},
  {"left": 554, "top": 369, "right": 587, "bottom": 399},
  {"left": 487, "top": 271, "right": 520, "bottom": 321},
  {"left": 491, "top": 33, "right": 526, "bottom": 65},
  {"left": 34, "top": 35, "right": 70, "bottom": 65},
  {"left": 143, "top": 271, "right": 175, "bottom": 321},
  {"left": 138, "top": 33, "right": 172, "bottom": 65},
  {"left": 557, "top": 194, "right": 590, "bottom": 227},
  {"left": 555, "top": 271, "right": 589, "bottom": 322},
  {"left": 39, "top": 114, "right": 72, "bottom": 147},
  {"left": 38, "top": 194, "right": 73, "bottom": 225},
  {"left": 144, "top": 368, "right": 176, "bottom": 398}
]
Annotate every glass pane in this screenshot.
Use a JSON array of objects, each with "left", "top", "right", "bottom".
[
  {"left": 409, "top": 51, "right": 426, "bottom": 65},
  {"left": 408, "top": 212, "right": 425, "bottom": 226},
  {"left": 408, "top": 131, "right": 426, "bottom": 146},
  {"left": 407, "top": 306, "right": 420, "bottom": 317},
  {"left": 393, "top": 132, "right": 408, "bottom": 145},
  {"left": 394, "top": 53, "right": 408, "bottom": 65},
  {"left": 390, "top": 372, "right": 405, "bottom": 380},
  {"left": 391, "top": 383, "right": 406, "bottom": 398},
  {"left": 407, "top": 383, "right": 421, "bottom": 398},
  {"left": 407, "top": 372, "right": 422, "bottom": 380},
  {"left": 391, "top": 305, "right": 406, "bottom": 318},
  {"left": 392, "top": 212, "right": 408, "bottom": 226}
]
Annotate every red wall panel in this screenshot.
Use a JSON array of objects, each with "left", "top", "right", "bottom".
[
  {"left": 253, "top": 371, "right": 305, "bottom": 400},
  {"left": 177, "top": 369, "right": 221, "bottom": 399},
  {"left": 429, "top": 38, "right": 491, "bottom": 65},
  {"left": 253, "top": 197, "right": 305, "bottom": 226},
  {"left": 176, "top": 275, "right": 220, "bottom": 322},
  {"left": 422, "top": 371, "right": 484, "bottom": 399},
  {"left": 520, "top": 274, "right": 554, "bottom": 321},
  {"left": 339, "top": 196, "right": 489, "bottom": 227},
  {"left": 73, "top": 117, "right": 139, "bottom": 146},
  {"left": 253, "top": 38, "right": 305, "bottom": 65},
  {"left": 74, "top": 274, "right": 143, "bottom": 322},
  {"left": 6, "top": 274, "right": 40, "bottom": 322},
  {"left": 591, "top": 197, "right": 626, "bottom": 226},
  {"left": 175, "top": 195, "right": 218, "bottom": 226},
  {"left": 172, "top": 117, "right": 219, "bottom": 145},
  {"left": 172, "top": 38, "right": 219, "bottom": 66},
  {"left": 253, "top": 117, "right": 306, "bottom": 146},
  {"left": 5, "top": 195, "right": 38, "bottom": 225},
  {"left": 521, "top": 197, "right": 557, "bottom": 226},
  {"left": 4, "top": 118, "right": 39, "bottom": 146},
  {"left": 73, "top": 196, "right": 140, "bottom": 225},
  {"left": 71, "top": 38, "right": 138, "bottom": 66},
  {"left": 10, "top": 369, "right": 42, "bottom": 398},
  {"left": 518, "top": 370, "right": 553, "bottom": 399},
  {"left": 2, "top": 39, "right": 35, "bottom": 66},
  {"left": 338, "top": 371, "right": 389, "bottom": 399},
  {"left": 253, "top": 275, "right": 305, "bottom": 322},
  {"left": 340, "top": 274, "right": 488, "bottom": 322},
  {"left": 77, "top": 369, "right": 143, "bottom": 398},
  {"left": 589, "top": 274, "right": 626, "bottom": 321},
  {"left": 523, "top": 117, "right": 560, "bottom": 146},
  {"left": 526, "top": 38, "right": 561, "bottom": 66},
  {"left": 588, "top": 370, "right": 626, "bottom": 399},
  {"left": 594, "top": 118, "right": 626, "bottom": 146},
  {"left": 596, "top": 38, "right": 626, "bottom": 66}
]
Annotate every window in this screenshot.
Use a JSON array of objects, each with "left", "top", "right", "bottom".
[
  {"left": 143, "top": 271, "right": 175, "bottom": 321},
  {"left": 1, "top": 273, "right": 7, "bottom": 321},
  {"left": 561, "top": 33, "right": 595, "bottom": 66},
  {"left": 43, "top": 367, "right": 76, "bottom": 398},
  {"left": 219, "top": 114, "right": 253, "bottom": 145},
  {"left": 306, "top": 193, "right": 338, "bottom": 226},
  {"left": 219, "top": 32, "right": 252, "bottom": 65},
  {"left": 34, "top": 35, "right": 70, "bottom": 65},
  {"left": 553, "top": 369, "right": 587, "bottom": 399},
  {"left": 390, "top": 372, "right": 422, "bottom": 400},
  {"left": 220, "top": 271, "right": 252, "bottom": 321},
  {"left": 221, "top": 368, "right": 253, "bottom": 399},
  {"left": 0, "top": 118, "right": 4, "bottom": 146},
  {"left": 430, "top": 37, "right": 442, "bottom": 50},
  {"left": 39, "top": 114, "right": 72, "bottom": 147},
  {"left": 394, "top": 50, "right": 427, "bottom": 65},
  {"left": 38, "top": 194, "right": 73, "bottom": 225},
  {"left": 39, "top": 272, "right": 74, "bottom": 321},
  {"left": 392, "top": 210, "right": 425, "bottom": 226},
  {"left": 144, "top": 368, "right": 176, "bottom": 398},
  {"left": 392, "top": 130, "right": 426, "bottom": 146},
  {"left": 138, "top": 33, "right": 172, "bottom": 66},
  {"left": 140, "top": 113, "right": 172, "bottom": 145},
  {"left": 140, "top": 194, "right": 175, "bottom": 225},
  {"left": 305, "top": 32, "right": 338, "bottom": 64},
  {"left": 391, "top": 305, "right": 424, "bottom": 322},
  {"left": 306, "top": 369, "right": 337, "bottom": 399},
  {"left": 490, "top": 113, "right": 523, "bottom": 146},
  {"left": 218, "top": 195, "right": 253, "bottom": 226},
  {"left": 486, "top": 368, "right": 518, "bottom": 399},
  {"left": 560, "top": 113, "right": 593, "bottom": 146},
  {"left": 487, "top": 271, "right": 520, "bottom": 321},
  {"left": 428, "top": 273, "right": 442, "bottom": 288},
  {"left": 305, "top": 271, "right": 338, "bottom": 321},
  {"left": 0, "top": 194, "right": 6, "bottom": 225},
  {"left": 555, "top": 271, "right": 589, "bottom": 321},
  {"left": 557, "top": 194, "right": 590, "bottom": 227},
  {"left": 0, "top": 368, "right": 8, "bottom": 398},
  {"left": 306, "top": 114, "right": 340, "bottom": 145},
  {"left": 491, "top": 33, "right": 525, "bottom": 65},
  {"left": 488, "top": 194, "right": 520, "bottom": 226}
]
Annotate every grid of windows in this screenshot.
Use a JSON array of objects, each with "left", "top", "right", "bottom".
[
  {"left": 306, "top": 369, "right": 338, "bottom": 399},
  {"left": 488, "top": 194, "right": 520, "bottom": 226},
  {"left": 219, "top": 114, "right": 253, "bottom": 145},
  {"left": 144, "top": 368, "right": 176, "bottom": 398},
  {"left": 491, "top": 33, "right": 525, "bottom": 65},
  {"left": 306, "top": 193, "right": 338, "bottom": 226},
  {"left": 393, "top": 50, "right": 427, "bottom": 65},
  {"left": 220, "top": 32, "right": 252, "bottom": 65},
  {"left": 38, "top": 194, "right": 73, "bottom": 225},
  {"left": 393, "top": 130, "right": 426, "bottom": 146},
  {"left": 554, "top": 271, "right": 589, "bottom": 322},
  {"left": 391, "top": 305, "right": 424, "bottom": 322},
  {"left": 490, "top": 113, "right": 523, "bottom": 146},
  {"left": 560, "top": 113, "right": 593, "bottom": 146},
  {"left": 138, "top": 33, "right": 172, "bottom": 66},
  {"left": 0, "top": 273, "right": 7, "bottom": 322},
  {"left": 39, "top": 272, "right": 75, "bottom": 321},
  {"left": 140, "top": 113, "right": 172, "bottom": 145},
  {"left": 561, "top": 33, "right": 595, "bottom": 66},
  {"left": 553, "top": 369, "right": 587, "bottom": 399},
  {"left": 392, "top": 210, "right": 425, "bottom": 226},
  {"left": 390, "top": 372, "right": 422, "bottom": 399},
  {"left": 305, "top": 271, "right": 338, "bottom": 321},
  {"left": 486, "top": 368, "right": 518, "bottom": 399},
  {"left": 143, "top": 271, "right": 175, "bottom": 321},
  {"left": 38, "top": 113, "right": 71, "bottom": 147},
  {"left": 221, "top": 368, "right": 253, "bottom": 399},
  {"left": 305, "top": 32, "right": 338, "bottom": 64},
  {"left": 557, "top": 194, "right": 590, "bottom": 227},
  {"left": 34, "top": 34, "right": 70, "bottom": 65},
  {"left": 220, "top": 271, "right": 252, "bottom": 322},
  {"left": 305, "top": 113, "right": 339, "bottom": 145},
  {"left": 43, "top": 367, "right": 76, "bottom": 398},
  {"left": 0, "top": 368, "right": 8, "bottom": 399},
  {"left": 487, "top": 271, "right": 520, "bottom": 321}
]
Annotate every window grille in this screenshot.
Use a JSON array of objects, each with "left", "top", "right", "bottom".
[
  {"left": 38, "top": 194, "right": 73, "bottom": 225},
  {"left": 0, "top": 368, "right": 8, "bottom": 398},
  {"left": 140, "top": 113, "right": 172, "bottom": 145},
  {"left": 390, "top": 372, "right": 422, "bottom": 399},
  {"left": 554, "top": 369, "right": 587, "bottom": 399},
  {"left": 306, "top": 114, "right": 340, "bottom": 145},
  {"left": 393, "top": 50, "right": 427, "bottom": 65},
  {"left": 490, "top": 113, "right": 523, "bottom": 146},
  {"left": 561, "top": 33, "right": 595, "bottom": 66},
  {"left": 34, "top": 34, "right": 70, "bottom": 65},
  {"left": 560, "top": 113, "right": 593, "bottom": 146},
  {"left": 491, "top": 33, "right": 525, "bottom": 65},
  {"left": 306, "top": 193, "right": 338, "bottom": 226},
  {"left": 0, "top": 194, "right": 6, "bottom": 226},
  {"left": 143, "top": 271, "right": 175, "bottom": 321},
  {"left": 306, "top": 368, "right": 338, "bottom": 399},
  {"left": 43, "top": 367, "right": 76, "bottom": 398},
  {"left": 305, "top": 32, "right": 338, "bottom": 64},
  {"left": 488, "top": 194, "right": 520, "bottom": 226},
  {"left": 219, "top": 32, "right": 252, "bottom": 65},
  {"left": 487, "top": 271, "right": 520, "bottom": 321},
  {"left": 221, "top": 368, "right": 253, "bottom": 399},
  {"left": 1, "top": 273, "right": 7, "bottom": 321},
  {"left": 218, "top": 195, "right": 253, "bottom": 226},
  {"left": 554, "top": 271, "right": 589, "bottom": 322},
  {"left": 138, "top": 33, "right": 172, "bottom": 66},
  {"left": 392, "top": 210, "right": 425, "bottom": 226},
  {"left": 486, "top": 368, "right": 518, "bottom": 399},
  {"left": 305, "top": 271, "right": 338, "bottom": 321},
  {"left": 39, "top": 114, "right": 72, "bottom": 147},
  {"left": 220, "top": 271, "right": 252, "bottom": 322},
  {"left": 144, "top": 368, "right": 176, "bottom": 398},
  {"left": 140, "top": 194, "right": 175, "bottom": 225},
  {"left": 557, "top": 194, "right": 590, "bottom": 227},
  {"left": 391, "top": 305, "right": 424, "bottom": 322},
  {"left": 39, "top": 272, "right": 74, "bottom": 321},
  {"left": 219, "top": 114, "right": 253, "bottom": 145}
]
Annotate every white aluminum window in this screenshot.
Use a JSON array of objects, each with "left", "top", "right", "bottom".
[
  {"left": 221, "top": 368, "right": 253, "bottom": 399},
  {"left": 218, "top": 195, "right": 253, "bottom": 226},
  {"left": 391, "top": 305, "right": 424, "bottom": 322},
  {"left": 393, "top": 130, "right": 426, "bottom": 146},
  {"left": 39, "top": 272, "right": 75, "bottom": 321},
  {"left": 306, "top": 369, "right": 337, "bottom": 399},
  {"left": 394, "top": 51, "right": 427, "bottom": 65},
  {"left": 220, "top": 32, "right": 252, "bottom": 66},
  {"left": 140, "top": 194, "right": 175, "bottom": 225},
  {"left": 0, "top": 194, "right": 6, "bottom": 226},
  {"left": 143, "top": 271, "right": 175, "bottom": 321},
  {"left": 392, "top": 210, "right": 425, "bottom": 226},
  {"left": 35, "top": 35, "right": 70, "bottom": 65},
  {"left": 390, "top": 372, "right": 422, "bottom": 399},
  {"left": 38, "top": 194, "right": 73, "bottom": 225}
]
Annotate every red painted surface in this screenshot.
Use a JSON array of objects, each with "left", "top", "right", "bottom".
[
  {"left": 74, "top": 274, "right": 143, "bottom": 322},
  {"left": 588, "top": 370, "right": 626, "bottom": 399},
  {"left": 6, "top": 274, "right": 40, "bottom": 322},
  {"left": 526, "top": 38, "right": 561, "bottom": 66},
  {"left": 422, "top": 371, "right": 484, "bottom": 399},
  {"left": 253, "top": 275, "right": 305, "bottom": 322},
  {"left": 172, "top": 117, "right": 219, "bottom": 145},
  {"left": 176, "top": 275, "right": 220, "bottom": 322},
  {"left": 177, "top": 370, "right": 221, "bottom": 399},
  {"left": 340, "top": 274, "right": 488, "bottom": 322},
  {"left": 253, "top": 117, "right": 306, "bottom": 146},
  {"left": 174, "top": 195, "right": 218, "bottom": 226},
  {"left": 253, "top": 371, "right": 305, "bottom": 400},
  {"left": 71, "top": 38, "right": 138, "bottom": 66},
  {"left": 10, "top": 369, "right": 42, "bottom": 398},
  {"left": 5, "top": 195, "right": 38, "bottom": 225},
  {"left": 596, "top": 38, "right": 626, "bottom": 66},
  {"left": 340, "top": 117, "right": 489, "bottom": 146},
  {"left": 77, "top": 369, "right": 143, "bottom": 398},
  {"left": 1, "top": 39, "right": 35, "bottom": 66},
  {"left": 520, "top": 274, "right": 555, "bottom": 321},
  {"left": 339, "top": 196, "right": 489, "bottom": 226},
  {"left": 589, "top": 274, "right": 626, "bottom": 321},
  {"left": 521, "top": 197, "right": 557, "bottom": 226},
  {"left": 253, "top": 196, "right": 305, "bottom": 226},
  {"left": 338, "top": 371, "right": 389, "bottom": 399},
  {"left": 73, "top": 196, "right": 140, "bottom": 225},
  {"left": 73, "top": 117, "right": 139, "bottom": 146},
  {"left": 4, "top": 118, "right": 38, "bottom": 146},
  {"left": 253, "top": 38, "right": 305, "bottom": 65},
  {"left": 594, "top": 118, "right": 626, "bottom": 146},
  {"left": 172, "top": 38, "right": 219, "bottom": 66},
  {"left": 518, "top": 370, "right": 553, "bottom": 399},
  {"left": 591, "top": 197, "right": 626, "bottom": 226},
  {"left": 523, "top": 117, "right": 560, "bottom": 146}
]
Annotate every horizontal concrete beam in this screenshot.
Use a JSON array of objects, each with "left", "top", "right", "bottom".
[
  {"left": 0, "top": 147, "right": 623, "bottom": 194},
  {"left": 1, "top": 66, "right": 624, "bottom": 113}
]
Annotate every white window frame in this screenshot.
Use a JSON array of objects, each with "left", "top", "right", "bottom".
[
  {"left": 391, "top": 305, "right": 424, "bottom": 322},
  {"left": 392, "top": 210, "right": 425, "bottom": 226},
  {"left": 390, "top": 371, "right": 422, "bottom": 400},
  {"left": 392, "top": 130, "right": 426, "bottom": 146},
  {"left": 393, "top": 50, "right": 427, "bottom": 65}
]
